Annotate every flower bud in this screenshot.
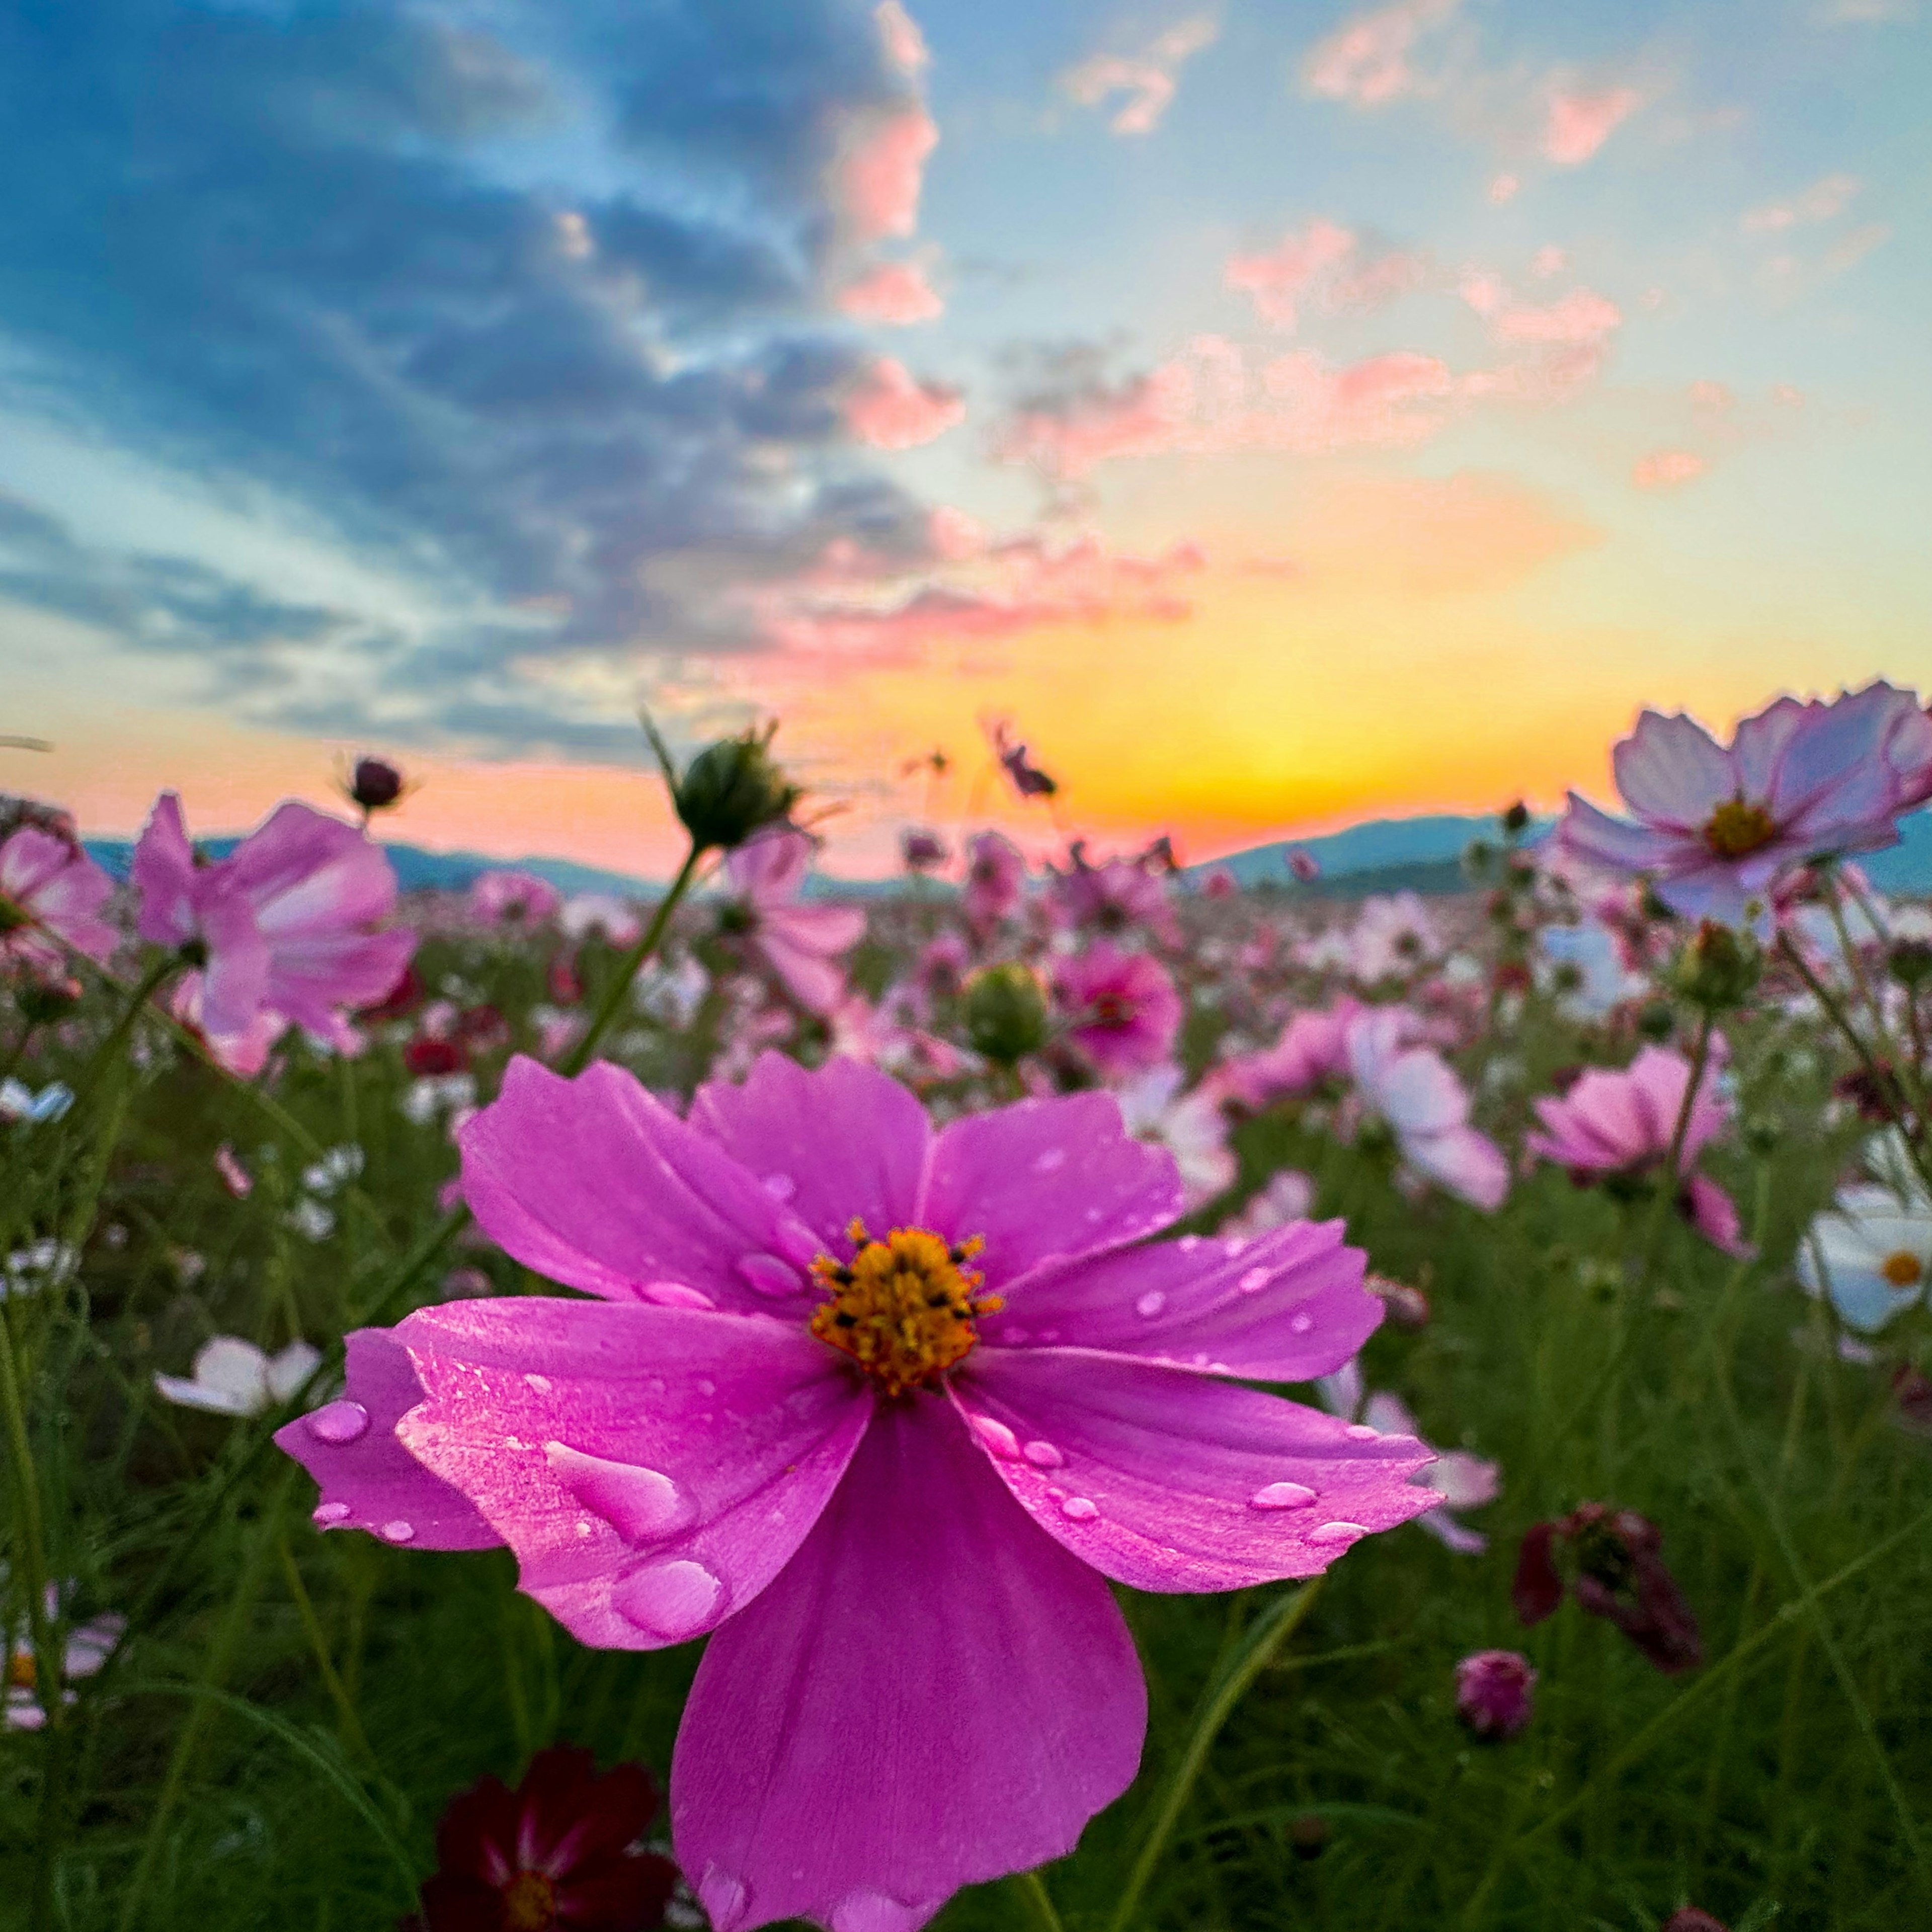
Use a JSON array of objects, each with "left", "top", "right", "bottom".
[
  {"left": 1454, "top": 1650, "right": 1536, "bottom": 1741},
  {"left": 1636, "top": 999, "right": 1677, "bottom": 1042},
  {"left": 901, "top": 829, "right": 947, "bottom": 872},
  {"left": 346, "top": 756, "right": 405, "bottom": 813},
  {"left": 658, "top": 722, "right": 801, "bottom": 854},
  {"left": 1668, "top": 920, "right": 1761, "bottom": 1012},
  {"left": 16, "top": 972, "right": 83, "bottom": 1026},
  {"left": 1889, "top": 939, "right": 1932, "bottom": 989},
  {"left": 962, "top": 962, "right": 1048, "bottom": 1066},
  {"left": 1500, "top": 799, "right": 1532, "bottom": 837}
]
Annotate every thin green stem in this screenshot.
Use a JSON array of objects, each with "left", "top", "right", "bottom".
[
  {"left": 1008, "top": 1868, "right": 1067, "bottom": 1932},
  {"left": 1107, "top": 1579, "right": 1324, "bottom": 1932},
  {"left": 276, "top": 1536, "right": 376, "bottom": 1772},
  {"left": 559, "top": 843, "right": 704, "bottom": 1077},
  {"left": 67, "top": 951, "right": 177, "bottom": 1112}
]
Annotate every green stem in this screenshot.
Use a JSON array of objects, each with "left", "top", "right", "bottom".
[
  {"left": 1107, "top": 1579, "right": 1324, "bottom": 1932},
  {"left": 0, "top": 1018, "right": 40, "bottom": 1087},
  {"left": 67, "top": 951, "right": 177, "bottom": 1113},
  {"left": 559, "top": 843, "right": 704, "bottom": 1077},
  {"left": 1008, "top": 1868, "right": 1067, "bottom": 1932},
  {"left": 276, "top": 1536, "right": 376, "bottom": 1771}
]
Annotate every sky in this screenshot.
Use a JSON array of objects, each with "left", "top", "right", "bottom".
[{"left": 2, "top": 0, "right": 1929, "bottom": 877}]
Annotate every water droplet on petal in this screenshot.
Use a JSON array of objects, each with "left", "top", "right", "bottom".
[
  {"left": 1289, "top": 1312, "right": 1315, "bottom": 1334},
  {"left": 312, "top": 1502, "right": 350, "bottom": 1525},
  {"left": 1023, "top": 1439, "right": 1065, "bottom": 1469},
  {"left": 1039, "top": 1328, "right": 1061, "bottom": 1343},
  {"left": 524, "top": 1372, "right": 552, "bottom": 1394},
  {"left": 1224, "top": 1237, "right": 1249, "bottom": 1258},
  {"left": 1032, "top": 1147, "right": 1067, "bottom": 1174},
  {"left": 1307, "top": 1520, "right": 1366, "bottom": 1545},
  {"left": 1060, "top": 1495, "right": 1099, "bottom": 1521},
  {"left": 1249, "top": 1481, "right": 1317, "bottom": 1510},
  {"left": 1346, "top": 1423, "right": 1380, "bottom": 1441},
  {"left": 737, "top": 1252, "right": 804, "bottom": 1299},
  {"left": 546, "top": 1441, "right": 690, "bottom": 1543},
  {"left": 307, "top": 1400, "right": 368, "bottom": 1445},
  {"left": 971, "top": 1415, "right": 1022, "bottom": 1459},
  {"left": 1378, "top": 1434, "right": 1425, "bottom": 1455},
  {"left": 1239, "top": 1266, "right": 1271, "bottom": 1294},
  {"left": 762, "top": 1173, "right": 796, "bottom": 1201},
  {"left": 1136, "top": 1290, "right": 1167, "bottom": 1319},
  {"left": 641, "top": 1280, "right": 714, "bottom": 1311},
  {"left": 1178, "top": 1235, "right": 1202, "bottom": 1254},
  {"left": 699, "top": 1865, "right": 750, "bottom": 1931},
  {"left": 380, "top": 1519, "right": 415, "bottom": 1544},
  {"left": 613, "top": 1558, "right": 723, "bottom": 1640},
  {"left": 1002, "top": 1325, "right": 1030, "bottom": 1345}
]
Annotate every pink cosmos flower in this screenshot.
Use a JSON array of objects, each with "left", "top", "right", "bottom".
[
  {"left": 1344, "top": 1009, "right": 1508, "bottom": 1211},
  {"left": 278, "top": 1051, "right": 1435, "bottom": 1931},
  {"left": 0, "top": 826, "right": 117, "bottom": 971},
  {"left": 1525, "top": 1045, "right": 1748, "bottom": 1256},
  {"left": 1219, "top": 1000, "right": 1362, "bottom": 1110},
  {"left": 1558, "top": 683, "right": 1932, "bottom": 927},
  {"left": 467, "top": 869, "right": 564, "bottom": 926},
  {"left": 1051, "top": 855, "right": 1178, "bottom": 944},
  {"left": 723, "top": 828, "right": 865, "bottom": 1016},
  {"left": 962, "top": 830, "right": 1025, "bottom": 927},
  {"left": 1455, "top": 1651, "right": 1536, "bottom": 1741},
  {"left": 1053, "top": 940, "right": 1183, "bottom": 1077},
  {"left": 132, "top": 794, "right": 414, "bottom": 1076},
  {"left": 900, "top": 828, "right": 948, "bottom": 873}
]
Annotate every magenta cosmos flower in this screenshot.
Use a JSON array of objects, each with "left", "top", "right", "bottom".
[
  {"left": 1526, "top": 1045, "right": 1748, "bottom": 1256},
  {"left": 1558, "top": 684, "right": 1932, "bottom": 926},
  {"left": 723, "top": 827, "right": 864, "bottom": 1016},
  {"left": 0, "top": 826, "right": 117, "bottom": 972},
  {"left": 132, "top": 793, "right": 414, "bottom": 1075},
  {"left": 468, "top": 868, "right": 564, "bottom": 926},
  {"left": 1053, "top": 939, "right": 1183, "bottom": 1078},
  {"left": 278, "top": 1051, "right": 1434, "bottom": 1932},
  {"left": 962, "top": 830, "right": 1025, "bottom": 927}
]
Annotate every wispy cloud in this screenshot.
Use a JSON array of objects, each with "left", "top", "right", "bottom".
[
  {"left": 844, "top": 358, "right": 965, "bottom": 448},
  {"left": 1062, "top": 16, "right": 1220, "bottom": 135},
  {"left": 1301, "top": 0, "right": 1461, "bottom": 107},
  {"left": 1542, "top": 86, "right": 1643, "bottom": 165},
  {"left": 1225, "top": 220, "right": 1425, "bottom": 330},
  {"left": 1742, "top": 173, "right": 1861, "bottom": 232}
]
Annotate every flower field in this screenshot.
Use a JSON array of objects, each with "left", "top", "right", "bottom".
[{"left": 4, "top": 693, "right": 1932, "bottom": 1932}]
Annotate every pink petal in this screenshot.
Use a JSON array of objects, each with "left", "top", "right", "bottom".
[
  {"left": 672, "top": 1397, "right": 1143, "bottom": 1932},
  {"left": 1612, "top": 709, "right": 1735, "bottom": 832},
  {"left": 1685, "top": 1173, "right": 1753, "bottom": 1258},
  {"left": 951, "top": 1349, "right": 1437, "bottom": 1594},
  {"left": 983, "top": 1218, "right": 1383, "bottom": 1382},
  {"left": 688, "top": 1053, "right": 931, "bottom": 1253},
  {"left": 727, "top": 826, "right": 815, "bottom": 903},
  {"left": 460, "top": 1056, "right": 820, "bottom": 1310},
  {"left": 195, "top": 892, "right": 273, "bottom": 1042},
  {"left": 230, "top": 803, "right": 397, "bottom": 934},
  {"left": 395, "top": 1298, "right": 870, "bottom": 1649},
  {"left": 1557, "top": 792, "right": 1683, "bottom": 873},
  {"left": 273, "top": 1329, "right": 501, "bottom": 1549},
  {"left": 924, "top": 1093, "right": 1183, "bottom": 1293},
  {"left": 131, "top": 791, "right": 198, "bottom": 946},
  {"left": 1406, "top": 1125, "right": 1510, "bottom": 1211}
]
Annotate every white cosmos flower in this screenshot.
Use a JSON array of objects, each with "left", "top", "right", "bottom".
[
  {"left": 153, "top": 1336, "right": 321, "bottom": 1416},
  {"left": 1796, "top": 1135, "right": 1932, "bottom": 1332}
]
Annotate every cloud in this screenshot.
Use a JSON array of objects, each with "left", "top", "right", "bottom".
[
  {"left": 844, "top": 357, "right": 965, "bottom": 448},
  {"left": 1823, "top": 221, "right": 1892, "bottom": 273},
  {"left": 1487, "top": 173, "right": 1520, "bottom": 204},
  {"left": 1225, "top": 219, "right": 1425, "bottom": 330},
  {"left": 1541, "top": 86, "right": 1643, "bottom": 165},
  {"left": 1741, "top": 173, "right": 1861, "bottom": 232},
  {"left": 1631, "top": 449, "right": 1707, "bottom": 491},
  {"left": 1813, "top": 0, "right": 1918, "bottom": 21},
  {"left": 1062, "top": 15, "right": 1220, "bottom": 135},
  {"left": 836, "top": 260, "right": 945, "bottom": 325},
  {"left": 0, "top": 0, "right": 964, "bottom": 755},
  {"left": 1301, "top": 0, "right": 1461, "bottom": 108},
  {"left": 875, "top": 2, "right": 930, "bottom": 74}
]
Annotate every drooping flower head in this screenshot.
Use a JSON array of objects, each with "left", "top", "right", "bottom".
[
  {"left": 0, "top": 825, "right": 117, "bottom": 972},
  {"left": 278, "top": 1052, "right": 1435, "bottom": 1931},
  {"left": 1513, "top": 1502, "right": 1703, "bottom": 1675},
  {"left": 1053, "top": 939, "right": 1184, "bottom": 1077},
  {"left": 1526, "top": 1044, "right": 1749, "bottom": 1256},
  {"left": 1558, "top": 684, "right": 1932, "bottom": 927},
  {"left": 132, "top": 793, "right": 414, "bottom": 1076},
  {"left": 722, "top": 827, "right": 865, "bottom": 1016}
]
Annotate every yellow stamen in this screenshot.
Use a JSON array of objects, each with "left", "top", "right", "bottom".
[
  {"left": 7, "top": 1652, "right": 35, "bottom": 1692},
  {"left": 1881, "top": 1249, "right": 1924, "bottom": 1289},
  {"left": 503, "top": 1870, "right": 557, "bottom": 1931},
  {"left": 1703, "top": 797, "right": 1778, "bottom": 861},
  {"left": 810, "top": 1221, "right": 1001, "bottom": 1396}
]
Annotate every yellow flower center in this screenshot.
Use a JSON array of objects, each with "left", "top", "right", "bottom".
[
  {"left": 1881, "top": 1249, "right": 1924, "bottom": 1289},
  {"left": 502, "top": 1870, "right": 557, "bottom": 1931},
  {"left": 1702, "top": 797, "right": 1778, "bottom": 861},
  {"left": 810, "top": 1220, "right": 1001, "bottom": 1397},
  {"left": 7, "top": 1651, "right": 35, "bottom": 1692}
]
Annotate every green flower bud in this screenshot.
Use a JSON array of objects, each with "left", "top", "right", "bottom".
[
  {"left": 1889, "top": 939, "right": 1932, "bottom": 989},
  {"left": 1669, "top": 920, "right": 1761, "bottom": 1012},
  {"left": 645, "top": 716, "right": 801, "bottom": 854},
  {"left": 962, "top": 962, "right": 1048, "bottom": 1066},
  {"left": 1636, "top": 1000, "right": 1677, "bottom": 1042}
]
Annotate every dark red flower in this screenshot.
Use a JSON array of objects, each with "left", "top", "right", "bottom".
[
  {"left": 1660, "top": 1911, "right": 1728, "bottom": 1932},
  {"left": 363, "top": 965, "right": 427, "bottom": 1025},
  {"left": 548, "top": 952, "right": 585, "bottom": 1007},
  {"left": 1513, "top": 1503, "right": 1703, "bottom": 1675},
  {"left": 414, "top": 1746, "right": 677, "bottom": 1932},
  {"left": 406, "top": 1035, "right": 469, "bottom": 1078},
  {"left": 457, "top": 1004, "right": 512, "bottom": 1054}
]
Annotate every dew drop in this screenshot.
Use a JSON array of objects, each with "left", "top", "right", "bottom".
[
  {"left": 1238, "top": 1266, "right": 1271, "bottom": 1294},
  {"left": 1023, "top": 1439, "right": 1065, "bottom": 1470},
  {"left": 1224, "top": 1237, "right": 1249, "bottom": 1258},
  {"left": 699, "top": 1865, "right": 749, "bottom": 1929},
  {"left": 737, "top": 1252, "right": 804, "bottom": 1299},
  {"left": 1307, "top": 1520, "right": 1367, "bottom": 1545},
  {"left": 1135, "top": 1290, "right": 1167, "bottom": 1319},
  {"left": 546, "top": 1441, "right": 690, "bottom": 1543},
  {"left": 576, "top": 1519, "right": 594, "bottom": 1538},
  {"left": 641, "top": 1280, "right": 715, "bottom": 1311},
  {"left": 1002, "top": 1325, "right": 1030, "bottom": 1345},
  {"left": 524, "top": 1372, "right": 553, "bottom": 1394},
  {"left": 1289, "top": 1312, "right": 1315, "bottom": 1334},
  {"left": 1038, "top": 1328, "right": 1061, "bottom": 1343},
  {"left": 1084, "top": 1207, "right": 1103, "bottom": 1223},
  {"left": 1178, "top": 1235, "right": 1202, "bottom": 1254},
  {"left": 613, "top": 1558, "right": 723, "bottom": 1640},
  {"left": 1031, "top": 1147, "right": 1068, "bottom": 1174},
  {"left": 312, "top": 1501, "right": 350, "bottom": 1525},
  {"left": 697, "top": 1378, "right": 717, "bottom": 1397},
  {"left": 972, "top": 1415, "right": 1022, "bottom": 1459},
  {"left": 307, "top": 1400, "right": 369, "bottom": 1445},
  {"left": 1249, "top": 1481, "right": 1317, "bottom": 1511},
  {"left": 762, "top": 1173, "right": 796, "bottom": 1201},
  {"left": 380, "top": 1519, "right": 415, "bottom": 1544},
  {"left": 1059, "top": 1495, "right": 1100, "bottom": 1522},
  {"left": 1346, "top": 1423, "right": 1380, "bottom": 1441}
]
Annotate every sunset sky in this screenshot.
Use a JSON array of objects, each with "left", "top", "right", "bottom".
[{"left": 3, "top": 0, "right": 1929, "bottom": 877}]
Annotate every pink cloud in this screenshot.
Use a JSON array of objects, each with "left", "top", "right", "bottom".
[
  {"left": 1488, "top": 172, "right": 1520, "bottom": 204},
  {"left": 875, "top": 1, "right": 929, "bottom": 74},
  {"left": 1824, "top": 221, "right": 1891, "bottom": 272},
  {"left": 1488, "top": 287, "right": 1622, "bottom": 346},
  {"left": 1061, "top": 16, "right": 1219, "bottom": 135},
  {"left": 1688, "top": 379, "right": 1733, "bottom": 413},
  {"left": 1632, "top": 449, "right": 1707, "bottom": 491},
  {"left": 1542, "top": 86, "right": 1642, "bottom": 165},
  {"left": 1302, "top": 0, "right": 1460, "bottom": 107},
  {"left": 1530, "top": 245, "right": 1567, "bottom": 279},
  {"left": 927, "top": 506, "right": 986, "bottom": 560},
  {"left": 996, "top": 364, "right": 1197, "bottom": 474},
  {"left": 844, "top": 357, "right": 964, "bottom": 449},
  {"left": 837, "top": 260, "right": 944, "bottom": 324},
  {"left": 836, "top": 107, "right": 939, "bottom": 242},
  {"left": 1742, "top": 172, "right": 1861, "bottom": 232},
  {"left": 1225, "top": 220, "right": 1425, "bottom": 330}
]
